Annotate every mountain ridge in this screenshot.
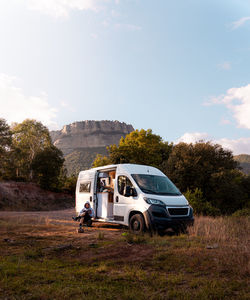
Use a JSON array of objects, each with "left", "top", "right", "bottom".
[
  {"left": 50, "top": 120, "right": 250, "bottom": 176},
  {"left": 50, "top": 120, "right": 134, "bottom": 174}
]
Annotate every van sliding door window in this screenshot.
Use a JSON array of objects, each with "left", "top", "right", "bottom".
[
  {"left": 79, "top": 182, "right": 91, "bottom": 193},
  {"left": 118, "top": 176, "right": 133, "bottom": 197}
]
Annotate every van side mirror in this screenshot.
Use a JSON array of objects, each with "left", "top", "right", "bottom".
[
  {"left": 131, "top": 187, "right": 137, "bottom": 197},
  {"left": 124, "top": 186, "right": 131, "bottom": 197},
  {"left": 124, "top": 186, "right": 137, "bottom": 197}
]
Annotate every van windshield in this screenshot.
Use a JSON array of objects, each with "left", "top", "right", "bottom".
[{"left": 131, "top": 174, "right": 181, "bottom": 196}]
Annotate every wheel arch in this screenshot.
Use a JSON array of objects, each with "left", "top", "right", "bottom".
[
  {"left": 128, "top": 210, "right": 151, "bottom": 230},
  {"left": 128, "top": 210, "right": 143, "bottom": 221}
]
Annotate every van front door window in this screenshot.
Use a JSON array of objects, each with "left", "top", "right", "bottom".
[{"left": 118, "top": 176, "right": 133, "bottom": 197}]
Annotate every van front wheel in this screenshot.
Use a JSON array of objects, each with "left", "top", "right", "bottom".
[{"left": 129, "top": 214, "right": 145, "bottom": 234}]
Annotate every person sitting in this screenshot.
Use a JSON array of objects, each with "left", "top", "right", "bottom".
[{"left": 72, "top": 201, "right": 94, "bottom": 232}]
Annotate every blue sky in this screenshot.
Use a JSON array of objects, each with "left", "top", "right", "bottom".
[{"left": 0, "top": 0, "right": 250, "bottom": 154}]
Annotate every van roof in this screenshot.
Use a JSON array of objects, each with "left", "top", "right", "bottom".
[{"left": 79, "top": 163, "right": 165, "bottom": 176}]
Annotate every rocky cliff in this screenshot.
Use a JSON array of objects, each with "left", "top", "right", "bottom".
[
  {"left": 51, "top": 120, "right": 134, "bottom": 155},
  {"left": 50, "top": 120, "right": 134, "bottom": 174}
]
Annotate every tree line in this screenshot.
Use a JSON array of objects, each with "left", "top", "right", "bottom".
[
  {"left": 0, "top": 118, "right": 75, "bottom": 193},
  {"left": 1, "top": 119, "right": 249, "bottom": 215},
  {"left": 93, "top": 129, "right": 250, "bottom": 216}
]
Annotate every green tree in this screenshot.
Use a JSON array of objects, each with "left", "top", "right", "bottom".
[
  {"left": 31, "top": 146, "right": 65, "bottom": 190},
  {"left": 62, "top": 175, "right": 77, "bottom": 195},
  {"left": 0, "top": 119, "right": 12, "bottom": 179},
  {"left": 92, "top": 154, "right": 111, "bottom": 168},
  {"left": 165, "top": 142, "right": 247, "bottom": 214},
  {"left": 11, "top": 119, "right": 52, "bottom": 180},
  {"left": 184, "top": 188, "right": 220, "bottom": 216},
  {"left": 93, "top": 129, "right": 173, "bottom": 169}
]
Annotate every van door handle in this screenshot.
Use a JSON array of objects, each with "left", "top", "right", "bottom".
[
  {"left": 116, "top": 196, "right": 119, "bottom": 203},
  {"left": 90, "top": 196, "right": 92, "bottom": 202}
]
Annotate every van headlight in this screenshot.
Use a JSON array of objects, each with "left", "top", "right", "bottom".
[{"left": 144, "top": 198, "right": 165, "bottom": 205}]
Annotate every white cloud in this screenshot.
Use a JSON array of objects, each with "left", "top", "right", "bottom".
[
  {"left": 176, "top": 132, "right": 212, "bottom": 144},
  {"left": 216, "top": 137, "right": 250, "bottom": 155},
  {"left": 231, "top": 16, "right": 250, "bottom": 30},
  {"left": 203, "top": 95, "right": 222, "bottom": 106},
  {"left": 25, "top": 0, "right": 110, "bottom": 18},
  {"left": 206, "top": 83, "right": 250, "bottom": 129},
  {"left": 217, "top": 61, "right": 231, "bottom": 71},
  {"left": 0, "top": 73, "right": 58, "bottom": 129},
  {"left": 176, "top": 132, "right": 250, "bottom": 155}
]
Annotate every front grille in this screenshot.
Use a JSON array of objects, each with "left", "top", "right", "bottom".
[
  {"left": 152, "top": 211, "right": 166, "bottom": 218},
  {"left": 168, "top": 207, "right": 189, "bottom": 216}
]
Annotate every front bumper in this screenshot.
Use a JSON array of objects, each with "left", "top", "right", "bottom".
[{"left": 143, "top": 204, "right": 194, "bottom": 231}]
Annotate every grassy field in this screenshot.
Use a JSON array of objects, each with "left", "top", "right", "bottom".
[{"left": 0, "top": 210, "right": 249, "bottom": 299}]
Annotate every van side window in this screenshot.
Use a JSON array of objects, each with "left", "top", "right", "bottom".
[
  {"left": 118, "top": 176, "right": 134, "bottom": 197},
  {"left": 79, "top": 181, "right": 91, "bottom": 193}
]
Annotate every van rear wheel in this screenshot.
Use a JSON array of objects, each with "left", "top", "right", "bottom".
[{"left": 129, "top": 214, "right": 145, "bottom": 234}]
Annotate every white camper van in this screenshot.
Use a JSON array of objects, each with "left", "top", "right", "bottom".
[{"left": 75, "top": 164, "right": 194, "bottom": 233}]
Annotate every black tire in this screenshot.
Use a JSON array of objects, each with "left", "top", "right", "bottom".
[
  {"left": 157, "top": 229, "right": 166, "bottom": 236},
  {"left": 129, "top": 214, "right": 145, "bottom": 234},
  {"left": 180, "top": 224, "right": 188, "bottom": 234},
  {"left": 174, "top": 224, "right": 188, "bottom": 235}
]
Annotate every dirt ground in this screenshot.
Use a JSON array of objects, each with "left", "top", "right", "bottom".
[
  {"left": 0, "top": 209, "right": 154, "bottom": 266},
  {"left": 0, "top": 210, "right": 249, "bottom": 299},
  {"left": 0, "top": 208, "right": 127, "bottom": 239},
  {"left": 0, "top": 208, "right": 76, "bottom": 223}
]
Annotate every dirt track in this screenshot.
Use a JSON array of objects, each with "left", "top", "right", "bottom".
[
  {"left": 0, "top": 208, "right": 125, "bottom": 236},
  {"left": 0, "top": 208, "right": 152, "bottom": 264},
  {"left": 0, "top": 208, "right": 75, "bottom": 220}
]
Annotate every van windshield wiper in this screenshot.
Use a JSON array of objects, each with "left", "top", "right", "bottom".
[
  {"left": 158, "top": 192, "right": 182, "bottom": 196},
  {"left": 142, "top": 189, "right": 181, "bottom": 196},
  {"left": 141, "top": 188, "right": 157, "bottom": 194}
]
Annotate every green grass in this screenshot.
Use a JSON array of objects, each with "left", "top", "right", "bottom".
[{"left": 0, "top": 215, "right": 249, "bottom": 299}]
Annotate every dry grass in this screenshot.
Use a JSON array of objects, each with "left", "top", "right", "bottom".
[
  {"left": 190, "top": 215, "right": 250, "bottom": 243},
  {"left": 0, "top": 211, "right": 249, "bottom": 299},
  {"left": 189, "top": 216, "right": 250, "bottom": 277}
]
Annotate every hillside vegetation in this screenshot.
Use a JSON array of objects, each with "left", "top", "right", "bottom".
[
  {"left": 234, "top": 154, "right": 250, "bottom": 174},
  {"left": 64, "top": 147, "right": 107, "bottom": 175},
  {"left": 0, "top": 182, "right": 74, "bottom": 211}
]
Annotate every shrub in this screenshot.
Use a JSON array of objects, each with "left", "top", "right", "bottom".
[
  {"left": 62, "top": 175, "right": 77, "bottom": 195},
  {"left": 184, "top": 188, "right": 220, "bottom": 216},
  {"left": 232, "top": 208, "right": 250, "bottom": 217}
]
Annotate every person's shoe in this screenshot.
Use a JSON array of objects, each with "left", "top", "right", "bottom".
[
  {"left": 78, "top": 227, "right": 84, "bottom": 233},
  {"left": 72, "top": 217, "right": 77, "bottom": 221}
]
